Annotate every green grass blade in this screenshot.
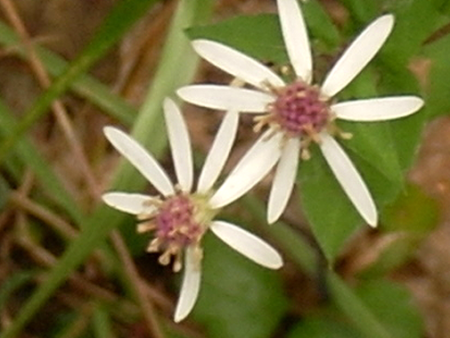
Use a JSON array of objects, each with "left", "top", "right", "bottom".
[
  {"left": 131, "top": 0, "right": 210, "bottom": 151},
  {"left": 0, "top": 99, "right": 83, "bottom": 224},
  {"left": 2, "top": 150, "right": 22, "bottom": 182},
  {"left": 0, "top": 0, "right": 159, "bottom": 163},
  {"left": 0, "top": 1, "right": 213, "bottom": 336},
  {"left": 0, "top": 20, "right": 136, "bottom": 125},
  {"left": 92, "top": 303, "right": 116, "bottom": 338}
]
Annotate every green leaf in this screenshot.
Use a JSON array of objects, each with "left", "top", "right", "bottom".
[
  {"left": 388, "top": 111, "right": 425, "bottom": 171},
  {"left": 339, "top": 0, "right": 379, "bottom": 23},
  {"left": 345, "top": 147, "right": 401, "bottom": 204},
  {"left": 339, "top": 121, "right": 403, "bottom": 185},
  {"left": 338, "top": 66, "right": 378, "bottom": 100},
  {"left": 187, "top": 14, "right": 289, "bottom": 65},
  {"left": 422, "top": 32, "right": 450, "bottom": 118},
  {"left": 381, "top": 0, "right": 443, "bottom": 68},
  {"left": 336, "top": 68, "right": 404, "bottom": 187},
  {"left": 299, "top": 135, "right": 406, "bottom": 263},
  {"left": 289, "top": 277, "right": 424, "bottom": 338},
  {"left": 434, "top": 0, "right": 450, "bottom": 14},
  {"left": 299, "top": 146, "right": 361, "bottom": 262},
  {"left": 299, "top": 50, "right": 425, "bottom": 263},
  {"left": 287, "top": 316, "right": 361, "bottom": 338},
  {"left": 186, "top": 0, "right": 342, "bottom": 68},
  {"left": 301, "top": 1, "right": 341, "bottom": 50},
  {"left": 374, "top": 72, "right": 425, "bottom": 174},
  {"left": 192, "top": 233, "right": 288, "bottom": 338},
  {"left": 354, "top": 279, "right": 424, "bottom": 338}
]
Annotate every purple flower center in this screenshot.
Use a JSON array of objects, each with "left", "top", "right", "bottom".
[
  {"left": 155, "top": 195, "right": 203, "bottom": 248},
  {"left": 138, "top": 192, "right": 213, "bottom": 271},
  {"left": 272, "top": 81, "right": 330, "bottom": 137}
]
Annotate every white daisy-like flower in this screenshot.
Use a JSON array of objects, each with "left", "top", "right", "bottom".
[
  {"left": 102, "top": 98, "right": 283, "bottom": 323},
  {"left": 177, "top": 0, "right": 424, "bottom": 227}
]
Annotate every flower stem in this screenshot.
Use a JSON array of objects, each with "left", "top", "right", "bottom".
[{"left": 326, "top": 271, "right": 393, "bottom": 338}]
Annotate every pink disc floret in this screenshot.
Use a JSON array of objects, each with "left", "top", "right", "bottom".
[
  {"left": 272, "top": 81, "right": 330, "bottom": 137},
  {"left": 155, "top": 195, "right": 203, "bottom": 247}
]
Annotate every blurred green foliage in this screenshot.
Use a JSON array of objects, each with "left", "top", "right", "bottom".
[{"left": 1, "top": 0, "right": 448, "bottom": 337}]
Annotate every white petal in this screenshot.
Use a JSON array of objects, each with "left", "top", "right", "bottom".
[
  {"left": 192, "top": 39, "right": 285, "bottom": 89},
  {"left": 209, "top": 131, "right": 283, "bottom": 208},
  {"left": 321, "top": 15, "right": 394, "bottom": 97},
  {"left": 102, "top": 192, "right": 154, "bottom": 215},
  {"left": 164, "top": 98, "right": 193, "bottom": 192},
  {"left": 332, "top": 96, "right": 424, "bottom": 121},
  {"left": 210, "top": 221, "right": 283, "bottom": 269},
  {"left": 277, "top": 0, "right": 312, "bottom": 82},
  {"left": 197, "top": 111, "right": 239, "bottom": 193},
  {"left": 268, "top": 138, "right": 301, "bottom": 224},
  {"left": 174, "top": 247, "right": 201, "bottom": 323},
  {"left": 319, "top": 133, "right": 377, "bottom": 227},
  {"left": 104, "top": 127, "right": 174, "bottom": 196},
  {"left": 177, "top": 85, "right": 274, "bottom": 112}
]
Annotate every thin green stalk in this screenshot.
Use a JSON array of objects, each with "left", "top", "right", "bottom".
[
  {"left": 242, "top": 196, "right": 317, "bottom": 275},
  {"left": 0, "top": 1, "right": 212, "bottom": 337},
  {"left": 327, "top": 271, "right": 393, "bottom": 338}
]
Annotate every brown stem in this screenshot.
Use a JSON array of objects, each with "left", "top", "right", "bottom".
[
  {"left": 110, "top": 231, "right": 166, "bottom": 338},
  {"left": 9, "top": 192, "right": 79, "bottom": 240},
  {"left": 424, "top": 21, "right": 450, "bottom": 45}
]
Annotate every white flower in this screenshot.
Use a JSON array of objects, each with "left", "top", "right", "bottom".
[
  {"left": 102, "top": 98, "right": 283, "bottom": 323},
  {"left": 177, "top": 0, "right": 424, "bottom": 227}
]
